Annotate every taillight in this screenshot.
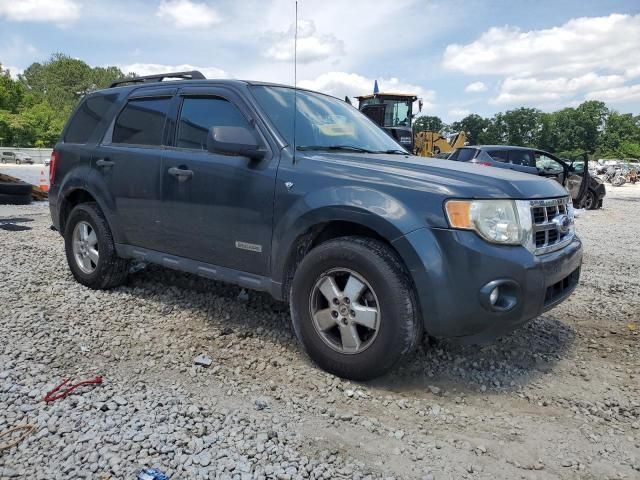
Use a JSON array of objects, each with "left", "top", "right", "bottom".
[
  {"left": 49, "top": 150, "right": 60, "bottom": 185},
  {"left": 478, "top": 162, "right": 492, "bottom": 166}
]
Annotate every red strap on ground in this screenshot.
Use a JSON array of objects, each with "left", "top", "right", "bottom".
[{"left": 43, "top": 375, "right": 103, "bottom": 403}]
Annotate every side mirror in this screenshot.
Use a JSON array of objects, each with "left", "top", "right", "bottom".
[
  {"left": 206, "top": 126, "right": 265, "bottom": 160},
  {"left": 418, "top": 99, "right": 423, "bottom": 112}
]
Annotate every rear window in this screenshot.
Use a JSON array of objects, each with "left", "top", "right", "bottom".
[
  {"left": 456, "top": 148, "right": 477, "bottom": 162},
  {"left": 112, "top": 97, "right": 171, "bottom": 146},
  {"left": 64, "top": 94, "right": 118, "bottom": 144}
]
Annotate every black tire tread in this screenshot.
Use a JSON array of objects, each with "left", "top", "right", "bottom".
[
  {"left": 290, "top": 236, "right": 422, "bottom": 380},
  {"left": 64, "top": 202, "right": 129, "bottom": 289},
  {"left": 586, "top": 189, "right": 598, "bottom": 210},
  {"left": 0, "top": 193, "right": 31, "bottom": 205},
  {"left": 0, "top": 181, "right": 33, "bottom": 196}
]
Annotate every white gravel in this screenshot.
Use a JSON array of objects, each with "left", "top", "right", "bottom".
[{"left": 0, "top": 184, "right": 638, "bottom": 479}]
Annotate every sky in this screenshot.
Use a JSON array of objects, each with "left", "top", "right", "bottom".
[{"left": 0, "top": 0, "right": 639, "bottom": 122}]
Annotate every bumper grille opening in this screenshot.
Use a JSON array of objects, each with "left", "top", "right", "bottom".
[
  {"left": 544, "top": 267, "right": 580, "bottom": 306},
  {"left": 530, "top": 197, "right": 574, "bottom": 254}
]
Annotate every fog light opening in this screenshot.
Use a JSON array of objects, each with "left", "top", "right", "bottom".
[
  {"left": 489, "top": 286, "right": 500, "bottom": 306},
  {"left": 479, "top": 279, "right": 519, "bottom": 312}
]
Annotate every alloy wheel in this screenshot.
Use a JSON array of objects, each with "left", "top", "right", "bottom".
[
  {"left": 309, "top": 268, "right": 380, "bottom": 354},
  {"left": 72, "top": 221, "right": 99, "bottom": 274}
]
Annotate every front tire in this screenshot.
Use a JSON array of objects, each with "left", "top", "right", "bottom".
[
  {"left": 290, "top": 237, "right": 422, "bottom": 381},
  {"left": 64, "top": 202, "right": 129, "bottom": 289},
  {"left": 583, "top": 189, "right": 597, "bottom": 210}
]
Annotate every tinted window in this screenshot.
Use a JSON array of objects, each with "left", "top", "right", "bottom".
[
  {"left": 177, "top": 97, "right": 251, "bottom": 150},
  {"left": 112, "top": 97, "right": 170, "bottom": 146},
  {"left": 457, "top": 148, "right": 477, "bottom": 162},
  {"left": 489, "top": 150, "right": 509, "bottom": 163},
  {"left": 448, "top": 149, "right": 460, "bottom": 160},
  {"left": 65, "top": 94, "right": 118, "bottom": 144},
  {"left": 509, "top": 149, "right": 534, "bottom": 166}
]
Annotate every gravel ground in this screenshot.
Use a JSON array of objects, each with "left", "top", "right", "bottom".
[{"left": 1, "top": 185, "right": 639, "bottom": 480}]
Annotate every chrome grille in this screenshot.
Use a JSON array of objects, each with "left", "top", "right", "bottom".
[{"left": 530, "top": 197, "right": 574, "bottom": 255}]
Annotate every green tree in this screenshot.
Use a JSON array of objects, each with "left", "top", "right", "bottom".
[
  {"left": 499, "top": 107, "right": 544, "bottom": 146},
  {"left": 450, "top": 114, "right": 489, "bottom": 145},
  {"left": 598, "top": 111, "right": 640, "bottom": 157},
  {"left": 0, "top": 66, "right": 25, "bottom": 113},
  {"left": 413, "top": 115, "right": 444, "bottom": 133},
  {"left": 574, "top": 100, "right": 608, "bottom": 154},
  {"left": 19, "top": 53, "right": 127, "bottom": 113}
]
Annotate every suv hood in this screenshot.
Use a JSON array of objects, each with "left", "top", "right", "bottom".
[{"left": 306, "top": 152, "right": 569, "bottom": 200}]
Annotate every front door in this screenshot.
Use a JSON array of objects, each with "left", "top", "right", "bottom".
[
  {"left": 160, "top": 87, "right": 277, "bottom": 276},
  {"left": 92, "top": 88, "right": 175, "bottom": 250},
  {"left": 534, "top": 151, "right": 588, "bottom": 203}
]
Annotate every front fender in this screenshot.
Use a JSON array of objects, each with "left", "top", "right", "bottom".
[{"left": 271, "top": 185, "right": 425, "bottom": 287}]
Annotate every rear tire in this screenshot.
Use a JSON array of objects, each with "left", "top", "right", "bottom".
[
  {"left": 64, "top": 202, "right": 129, "bottom": 289},
  {"left": 290, "top": 236, "right": 422, "bottom": 381}
]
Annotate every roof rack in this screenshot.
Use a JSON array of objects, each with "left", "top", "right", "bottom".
[{"left": 109, "top": 70, "right": 206, "bottom": 88}]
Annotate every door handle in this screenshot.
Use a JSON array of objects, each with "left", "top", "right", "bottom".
[
  {"left": 168, "top": 167, "right": 194, "bottom": 181},
  {"left": 95, "top": 159, "right": 114, "bottom": 168}
]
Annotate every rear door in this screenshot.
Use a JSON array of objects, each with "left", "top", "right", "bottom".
[
  {"left": 160, "top": 86, "right": 277, "bottom": 276},
  {"left": 91, "top": 87, "right": 175, "bottom": 250}
]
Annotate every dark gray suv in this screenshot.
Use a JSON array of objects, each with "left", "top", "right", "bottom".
[{"left": 49, "top": 71, "right": 582, "bottom": 380}]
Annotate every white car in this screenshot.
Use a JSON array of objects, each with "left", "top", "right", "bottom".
[{"left": 1, "top": 151, "right": 34, "bottom": 164}]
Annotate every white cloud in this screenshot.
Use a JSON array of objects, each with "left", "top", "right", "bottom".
[
  {"left": 156, "top": 0, "right": 220, "bottom": 29},
  {"left": 442, "top": 14, "right": 640, "bottom": 78},
  {"left": 465, "top": 82, "right": 487, "bottom": 93},
  {"left": 447, "top": 108, "right": 471, "bottom": 120},
  {"left": 298, "top": 71, "right": 435, "bottom": 110},
  {"left": 264, "top": 20, "right": 344, "bottom": 63},
  {"left": 0, "top": 0, "right": 80, "bottom": 24},
  {"left": 586, "top": 84, "right": 640, "bottom": 103},
  {"left": 442, "top": 14, "right": 640, "bottom": 108},
  {"left": 119, "top": 63, "right": 228, "bottom": 80},
  {"left": 493, "top": 73, "right": 627, "bottom": 105},
  {"left": 4, "top": 66, "right": 23, "bottom": 79}
]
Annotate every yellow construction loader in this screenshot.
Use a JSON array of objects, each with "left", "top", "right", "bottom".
[
  {"left": 354, "top": 88, "right": 465, "bottom": 157},
  {"left": 414, "top": 130, "right": 466, "bottom": 157}
]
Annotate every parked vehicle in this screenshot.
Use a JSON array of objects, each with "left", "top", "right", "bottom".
[
  {"left": 49, "top": 71, "right": 583, "bottom": 380},
  {"left": 604, "top": 166, "right": 627, "bottom": 187},
  {"left": 447, "top": 146, "right": 594, "bottom": 208},
  {"left": 1, "top": 151, "right": 34, "bottom": 164}
]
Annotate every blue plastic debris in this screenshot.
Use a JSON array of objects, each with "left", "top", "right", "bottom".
[{"left": 137, "top": 468, "right": 169, "bottom": 480}]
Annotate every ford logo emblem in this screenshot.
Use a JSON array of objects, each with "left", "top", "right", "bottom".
[{"left": 553, "top": 214, "right": 572, "bottom": 234}]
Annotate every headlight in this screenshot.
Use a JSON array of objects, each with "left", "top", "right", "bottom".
[{"left": 445, "top": 199, "right": 525, "bottom": 244}]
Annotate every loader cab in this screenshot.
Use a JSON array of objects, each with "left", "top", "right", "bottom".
[{"left": 356, "top": 93, "right": 419, "bottom": 151}]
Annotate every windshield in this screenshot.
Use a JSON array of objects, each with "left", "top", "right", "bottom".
[
  {"left": 359, "top": 97, "right": 411, "bottom": 127},
  {"left": 251, "top": 86, "right": 406, "bottom": 153}
]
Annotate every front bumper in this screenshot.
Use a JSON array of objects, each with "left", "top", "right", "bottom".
[{"left": 393, "top": 228, "right": 582, "bottom": 342}]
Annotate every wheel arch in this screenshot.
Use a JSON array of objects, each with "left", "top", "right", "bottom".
[{"left": 274, "top": 211, "right": 419, "bottom": 307}]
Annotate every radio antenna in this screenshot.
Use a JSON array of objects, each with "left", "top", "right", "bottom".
[{"left": 293, "top": 0, "right": 298, "bottom": 162}]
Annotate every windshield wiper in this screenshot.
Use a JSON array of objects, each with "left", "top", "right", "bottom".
[
  {"left": 296, "top": 145, "right": 376, "bottom": 153},
  {"left": 375, "top": 149, "right": 408, "bottom": 155}
]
